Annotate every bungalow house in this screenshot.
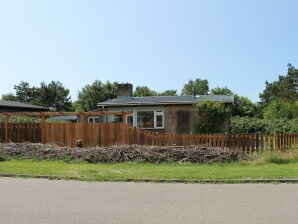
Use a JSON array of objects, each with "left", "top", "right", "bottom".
[
  {"left": 98, "top": 84, "right": 234, "bottom": 134},
  {"left": 0, "top": 100, "right": 49, "bottom": 112}
]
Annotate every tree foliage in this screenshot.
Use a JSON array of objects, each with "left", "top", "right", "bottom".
[
  {"left": 194, "top": 101, "right": 232, "bottom": 133},
  {"left": 133, "top": 87, "right": 177, "bottom": 97},
  {"left": 72, "top": 101, "right": 84, "bottom": 112},
  {"left": 182, "top": 78, "right": 209, "bottom": 95},
  {"left": 210, "top": 87, "right": 233, "bottom": 95},
  {"left": 1, "top": 93, "right": 18, "bottom": 101},
  {"left": 133, "top": 86, "right": 157, "bottom": 97},
  {"left": 231, "top": 116, "right": 298, "bottom": 134},
  {"left": 13, "top": 81, "right": 72, "bottom": 111},
  {"left": 158, "top": 90, "right": 177, "bottom": 96},
  {"left": 259, "top": 64, "right": 298, "bottom": 106},
  {"left": 39, "top": 81, "right": 72, "bottom": 111},
  {"left": 14, "top": 81, "right": 40, "bottom": 104},
  {"left": 77, "top": 80, "right": 116, "bottom": 111},
  {"left": 0, "top": 115, "right": 40, "bottom": 123},
  {"left": 210, "top": 86, "right": 258, "bottom": 118},
  {"left": 233, "top": 95, "right": 259, "bottom": 117},
  {"left": 263, "top": 100, "right": 298, "bottom": 120}
]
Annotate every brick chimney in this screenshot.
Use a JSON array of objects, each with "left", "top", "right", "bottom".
[{"left": 116, "top": 83, "right": 133, "bottom": 99}]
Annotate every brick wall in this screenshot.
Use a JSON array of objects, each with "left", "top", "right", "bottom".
[
  {"left": 164, "top": 104, "right": 230, "bottom": 134},
  {"left": 164, "top": 105, "right": 195, "bottom": 134}
]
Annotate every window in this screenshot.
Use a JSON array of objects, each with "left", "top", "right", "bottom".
[
  {"left": 88, "top": 117, "right": 100, "bottom": 123},
  {"left": 137, "top": 111, "right": 154, "bottom": 128},
  {"left": 126, "top": 114, "right": 133, "bottom": 126},
  {"left": 137, "top": 110, "right": 164, "bottom": 129},
  {"left": 155, "top": 112, "right": 163, "bottom": 128},
  {"left": 111, "top": 114, "right": 123, "bottom": 123}
]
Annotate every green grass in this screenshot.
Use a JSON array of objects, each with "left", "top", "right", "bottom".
[
  {"left": 248, "top": 144, "right": 298, "bottom": 164},
  {"left": 0, "top": 159, "right": 297, "bottom": 182},
  {"left": 1, "top": 144, "right": 297, "bottom": 182}
]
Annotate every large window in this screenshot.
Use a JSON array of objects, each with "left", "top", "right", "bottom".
[{"left": 137, "top": 110, "right": 164, "bottom": 129}]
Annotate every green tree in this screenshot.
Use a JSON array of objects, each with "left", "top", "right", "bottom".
[
  {"left": 210, "top": 87, "right": 258, "bottom": 118},
  {"left": 39, "top": 81, "right": 72, "bottom": 111},
  {"left": 134, "top": 86, "right": 157, "bottom": 97},
  {"left": 72, "top": 101, "right": 84, "bottom": 112},
  {"left": 1, "top": 93, "right": 17, "bottom": 101},
  {"left": 13, "top": 81, "right": 72, "bottom": 111},
  {"left": 263, "top": 100, "right": 298, "bottom": 120},
  {"left": 230, "top": 116, "right": 298, "bottom": 133},
  {"left": 259, "top": 64, "right": 298, "bottom": 106},
  {"left": 77, "top": 80, "right": 116, "bottom": 111},
  {"left": 194, "top": 101, "right": 232, "bottom": 133},
  {"left": 158, "top": 90, "right": 177, "bottom": 96},
  {"left": 233, "top": 96, "right": 258, "bottom": 117},
  {"left": 210, "top": 86, "right": 233, "bottom": 95},
  {"left": 182, "top": 78, "right": 209, "bottom": 95},
  {"left": 14, "top": 81, "right": 40, "bottom": 104}
]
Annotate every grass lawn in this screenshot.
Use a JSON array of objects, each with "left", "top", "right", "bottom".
[{"left": 0, "top": 159, "right": 297, "bottom": 182}]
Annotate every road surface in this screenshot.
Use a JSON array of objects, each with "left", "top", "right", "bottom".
[{"left": 0, "top": 178, "right": 297, "bottom": 224}]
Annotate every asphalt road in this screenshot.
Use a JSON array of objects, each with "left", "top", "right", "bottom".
[{"left": 0, "top": 178, "right": 297, "bottom": 224}]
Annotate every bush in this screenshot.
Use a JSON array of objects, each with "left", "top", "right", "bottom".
[
  {"left": 230, "top": 116, "right": 298, "bottom": 133},
  {"left": 194, "top": 101, "right": 232, "bottom": 133},
  {"left": 263, "top": 100, "right": 298, "bottom": 120},
  {"left": 0, "top": 115, "right": 40, "bottom": 123},
  {"left": 0, "top": 153, "right": 6, "bottom": 162}
]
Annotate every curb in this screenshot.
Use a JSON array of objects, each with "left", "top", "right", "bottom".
[
  {"left": 1, "top": 173, "right": 298, "bottom": 184},
  {"left": 123, "top": 178, "right": 298, "bottom": 184}
]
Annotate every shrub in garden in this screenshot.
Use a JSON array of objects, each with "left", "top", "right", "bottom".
[{"left": 230, "top": 116, "right": 298, "bottom": 134}]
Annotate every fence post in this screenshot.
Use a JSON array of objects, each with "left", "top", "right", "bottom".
[
  {"left": 78, "top": 112, "right": 85, "bottom": 146},
  {"left": 121, "top": 112, "right": 127, "bottom": 144},
  {"left": 40, "top": 112, "right": 45, "bottom": 144},
  {"left": 255, "top": 133, "right": 259, "bottom": 150},
  {"left": 224, "top": 133, "right": 230, "bottom": 149},
  {"left": 4, "top": 113, "right": 10, "bottom": 143}
]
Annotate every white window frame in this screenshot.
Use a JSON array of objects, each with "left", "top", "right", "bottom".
[
  {"left": 136, "top": 109, "right": 164, "bottom": 129},
  {"left": 126, "top": 113, "right": 133, "bottom": 126},
  {"left": 88, "top": 117, "right": 100, "bottom": 123},
  {"left": 154, "top": 110, "right": 164, "bottom": 128},
  {"left": 106, "top": 107, "right": 164, "bottom": 129}
]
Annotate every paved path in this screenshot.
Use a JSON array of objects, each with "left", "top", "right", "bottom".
[{"left": 0, "top": 178, "right": 297, "bottom": 224}]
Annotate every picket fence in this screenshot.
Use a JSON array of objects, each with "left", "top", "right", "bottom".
[{"left": 0, "top": 122, "right": 297, "bottom": 150}]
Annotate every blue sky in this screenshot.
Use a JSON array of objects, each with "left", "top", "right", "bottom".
[{"left": 0, "top": 0, "right": 297, "bottom": 102}]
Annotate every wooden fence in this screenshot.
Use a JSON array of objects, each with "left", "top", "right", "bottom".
[
  {"left": 125, "top": 126, "right": 298, "bottom": 150},
  {"left": 0, "top": 122, "right": 297, "bottom": 150}
]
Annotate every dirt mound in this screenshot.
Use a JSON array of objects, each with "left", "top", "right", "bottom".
[{"left": 0, "top": 142, "right": 243, "bottom": 163}]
